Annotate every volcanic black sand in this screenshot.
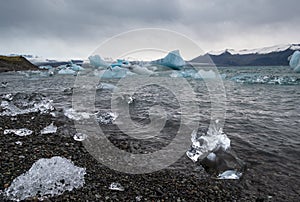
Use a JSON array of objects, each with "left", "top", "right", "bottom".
[{"left": 0, "top": 109, "right": 299, "bottom": 202}]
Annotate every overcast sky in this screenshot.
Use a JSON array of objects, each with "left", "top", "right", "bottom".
[{"left": 1, "top": 0, "right": 300, "bottom": 59}]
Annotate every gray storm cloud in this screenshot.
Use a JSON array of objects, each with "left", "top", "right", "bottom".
[{"left": 0, "top": 0, "right": 299, "bottom": 59}]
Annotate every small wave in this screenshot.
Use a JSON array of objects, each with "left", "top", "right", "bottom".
[{"left": 230, "top": 74, "right": 300, "bottom": 85}]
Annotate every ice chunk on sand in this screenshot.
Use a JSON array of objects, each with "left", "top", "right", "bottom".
[
  {"left": 0, "top": 93, "right": 55, "bottom": 116},
  {"left": 186, "top": 121, "right": 245, "bottom": 179},
  {"left": 289, "top": 51, "right": 300, "bottom": 73},
  {"left": 4, "top": 156, "right": 86, "bottom": 201},
  {"left": 96, "top": 112, "right": 118, "bottom": 124},
  {"left": 186, "top": 126, "right": 230, "bottom": 162},
  {"left": 64, "top": 108, "right": 91, "bottom": 121},
  {"left": 96, "top": 82, "right": 117, "bottom": 90},
  {"left": 73, "top": 133, "right": 87, "bottom": 141},
  {"left": 217, "top": 170, "right": 242, "bottom": 180},
  {"left": 151, "top": 50, "right": 186, "bottom": 70},
  {"left": 88, "top": 55, "right": 108, "bottom": 68},
  {"left": 4, "top": 128, "right": 33, "bottom": 136},
  {"left": 41, "top": 122, "right": 57, "bottom": 134},
  {"left": 109, "top": 182, "right": 124, "bottom": 191}
]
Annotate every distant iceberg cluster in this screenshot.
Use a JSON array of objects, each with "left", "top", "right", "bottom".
[
  {"left": 33, "top": 50, "right": 190, "bottom": 79},
  {"left": 289, "top": 51, "right": 300, "bottom": 73}
]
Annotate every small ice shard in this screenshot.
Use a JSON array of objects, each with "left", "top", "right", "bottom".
[
  {"left": 15, "top": 141, "right": 23, "bottom": 146},
  {"left": 96, "top": 112, "right": 118, "bottom": 124},
  {"left": 217, "top": 170, "right": 242, "bottom": 180},
  {"left": 128, "top": 96, "right": 134, "bottom": 104},
  {"left": 151, "top": 50, "right": 186, "bottom": 70},
  {"left": 109, "top": 182, "right": 124, "bottom": 191},
  {"left": 88, "top": 55, "right": 108, "bottom": 68},
  {"left": 4, "top": 156, "right": 86, "bottom": 201},
  {"left": 64, "top": 108, "right": 91, "bottom": 121},
  {"left": 289, "top": 51, "right": 300, "bottom": 73},
  {"left": 58, "top": 68, "right": 76, "bottom": 75},
  {"left": 73, "top": 133, "right": 87, "bottom": 141},
  {"left": 96, "top": 82, "right": 116, "bottom": 90},
  {"left": 206, "top": 152, "right": 217, "bottom": 161},
  {"left": 41, "top": 122, "right": 57, "bottom": 134},
  {"left": 1, "top": 81, "right": 8, "bottom": 88},
  {"left": 4, "top": 128, "right": 33, "bottom": 136}
]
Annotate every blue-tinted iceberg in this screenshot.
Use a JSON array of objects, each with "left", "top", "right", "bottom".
[
  {"left": 152, "top": 50, "right": 186, "bottom": 70},
  {"left": 88, "top": 55, "right": 108, "bottom": 68},
  {"left": 70, "top": 62, "right": 84, "bottom": 71},
  {"left": 289, "top": 51, "right": 300, "bottom": 73},
  {"left": 111, "top": 59, "right": 129, "bottom": 68}
]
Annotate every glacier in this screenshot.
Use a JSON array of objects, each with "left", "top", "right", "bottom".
[{"left": 151, "top": 50, "right": 186, "bottom": 70}]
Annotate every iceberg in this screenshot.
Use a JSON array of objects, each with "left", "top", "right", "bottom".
[
  {"left": 70, "top": 62, "right": 84, "bottom": 71},
  {"left": 289, "top": 51, "right": 300, "bottom": 73},
  {"left": 4, "top": 156, "right": 86, "bottom": 201},
  {"left": 95, "top": 111, "right": 118, "bottom": 124},
  {"left": 88, "top": 55, "right": 108, "bottom": 68},
  {"left": 130, "top": 65, "right": 153, "bottom": 75},
  {"left": 151, "top": 50, "right": 186, "bottom": 70},
  {"left": 64, "top": 108, "right": 91, "bottom": 121},
  {"left": 94, "top": 67, "right": 135, "bottom": 79},
  {"left": 58, "top": 68, "right": 76, "bottom": 75},
  {"left": 96, "top": 82, "right": 117, "bottom": 90}
]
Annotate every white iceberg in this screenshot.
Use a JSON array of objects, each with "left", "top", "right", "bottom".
[
  {"left": 88, "top": 55, "right": 108, "bottom": 68},
  {"left": 73, "top": 133, "right": 87, "bottom": 141},
  {"left": 289, "top": 51, "right": 300, "bottom": 73},
  {"left": 4, "top": 156, "right": 86, "bottom": 201},
  {"left": 130, "top": 65, "right": 153, "bottom": 75},
  {"left": 94, "top": 67, "right": 135, "bottom": 79},
  {"left": 151, "top": 50, "right": 186, "bottom": 70},
  {"left": 58, "top": 68, "right": 76, "bottom": 75}
]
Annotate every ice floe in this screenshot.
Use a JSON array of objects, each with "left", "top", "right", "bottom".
[{"left": 109, "top": 182, "right": 124, "bottom": 191}]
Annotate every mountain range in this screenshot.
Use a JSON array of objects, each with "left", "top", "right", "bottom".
[{"left": 191, "top": 44, "right": 300, "bottom": 66}]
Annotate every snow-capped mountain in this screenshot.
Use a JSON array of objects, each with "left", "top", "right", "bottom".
[
  {"left": 208, "top": 44, "right": 300, "bottom": 56},
  {"left": 192, "top": 44, "right": 300, "bottom": 66}
]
